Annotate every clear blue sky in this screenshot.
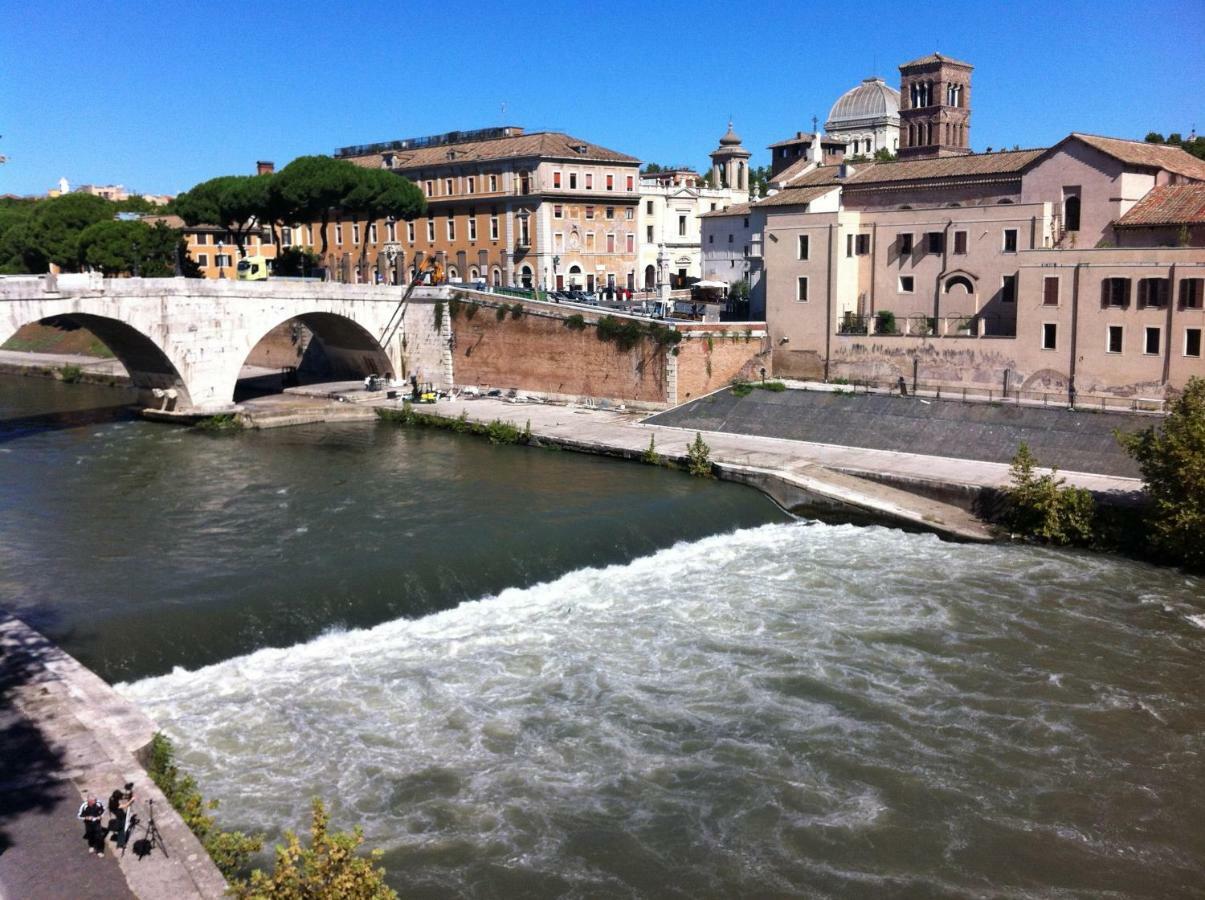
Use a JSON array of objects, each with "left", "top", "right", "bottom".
[{"left": 2, "top": 0, "right": 1202, "bottom": 197}]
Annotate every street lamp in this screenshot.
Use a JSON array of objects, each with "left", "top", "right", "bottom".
[{"left": 552, "top": 254, "right": 560, "bottom": 294}]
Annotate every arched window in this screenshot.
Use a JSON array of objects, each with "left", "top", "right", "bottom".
[
  {"left": 568, "top": 264, "right": 582, "bottom": 289},
  {"left": 644, "top": 265, "right": 656, "bottom": 289},
  {"left": 469, "top": 266, "right": 479, "bottom": 281},
  {"left": 1064, "top": 195, "right": 1081, "bottom": 232},
  {"left": 520, "top": 265, "right": 533, "bottom": 289},
  {"left": 491, "top": 267, "right": 501, "bottom": 287},
  {"left": 446, "top": 266, "right": 458, "bottom": 282},
  {"left": 945, "top": 275, "right": 975, "bottom": 294}
]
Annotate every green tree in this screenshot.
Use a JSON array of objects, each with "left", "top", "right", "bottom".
[
  {"left": 24, "top": 193, "right": 115, "bottom": 272},
  {"left": 1005, "top": 443, "right": 1096, "bottom": 545},
  {"left": 173, "top": 174, "right": 272, "bottom": 258},
  {"left": 77, "top": 220, "right": 196, "bottom": 277},
  {"left": 342, "top": 167, "right": 425, "bottom": 272},
  {"left": 687, "top": 432, "right": 714, "bottom": 477},
  {"left": 1119, "top": 377, "right": 1205, "bottom": 570},
  {"left": 231, "top": 799, "right": 397, "bottom": 900},
  {"left": 273, "top": 156, "right": 362, "bottom": 259}
]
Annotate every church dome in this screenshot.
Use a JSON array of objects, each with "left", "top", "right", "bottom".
[{"left": 825, "top": 78, "right": 900, "bottom": 131}]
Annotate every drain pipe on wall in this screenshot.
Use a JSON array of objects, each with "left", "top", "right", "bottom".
[
  {"left": 824, "top": 222, "right": 834, "bottom": 382},
  {"left": 1069, "top": 262, "right": 1081, "bottom": 406}
]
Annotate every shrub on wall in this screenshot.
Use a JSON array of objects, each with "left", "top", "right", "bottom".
[
  {"left": 1004, "top": 443, "right": 1095, "bottom": 545},
  {"left": 687, "top": 432, "right": 713, "bottom": 478},
  {"left": 564, "top": 314, "right": 586, "bottom": 330},
  {"left": 510, "top": 303, "right": 524, "bottom": 320}
]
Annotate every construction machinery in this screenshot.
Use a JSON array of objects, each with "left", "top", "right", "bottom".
[{"left": 379, "top": 256, "right": 445, "bottom": 349}]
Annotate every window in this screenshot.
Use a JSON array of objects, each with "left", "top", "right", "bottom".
[
  {"left": 607, "top": 233, "right": 616, "bottom": 253},
  {"left": 606, "top": 174, "right": 614, "bottom": 191},
  {"left": 489, "top": 215, "right": 499, "bottom": 240},
  {"left": 1107, "top": 325, "right": 1124, "bottom": 354},
  {"left": 426, "top": 218, "right": 435, "bottom": 242},
  {"left": 585, "top": 173, "right": 593, "bottom": 189},
  {"left": 569, "top": 173, "right": 577, "bottom": 189},
  {"left": 898, "top": 233, "right": 913, "bottom": 255},
  {"left": 1145, "top": 327, "right": 1161, "bottom": 355},
  {"left": 446, "top": 216, "right": 455, "bottom": 240},
  {"left": 646, "top": 200, "right": 654, "bottom": 214},
  {"left": 489, "top": 174, "right": 498, "bottom": 192},
  {"left": 798, "top": 235, "right": 810, "bottom": 260},
  {"left": 744, "top": 217, "right": 749, "bottom": 228},
  {"left": 708, "top": 234, "right": 713, "bottom": 244},
  {"left": 305, "top": 225, "right": 313, "bottom": 245},
  {"left": 1064, "top": 194, "right": 1081, "bottom": 232},
  {"left": 1042, "top": 323, "right": 1058, "bottom": 350},
  {"left": 425, "top": 180, "right": 434, "bottom": 196},
  {"left": 195, "top": 253, "right": 209, "bottom": 267},
  {"left": 1101, "top": 278, "right": 1131, "bottom": 307},
  {"left": 385, "top": 221, "right": 395, "bottom": 242},
  {"left": 1043, "top": 276, "right": 1059, "bottom": 306},
  {"left": 626, "top": 234, "right": 634, "bottom": 253},
  {"left": 846, "top": 234, "right": 853, "bottom": 257},
  {"left": 679, "top": 215, "right": 687, "bottom": 237},
  {"left": 606, "top": 207, "right": 615, "bottom": 220},
  {"left": 195, "top": 234, "right": 208, "bottom": 246},
  {"left": 849, "top": 234, "right": 870, "bottom": 255},
  {"left": 468, "top": 216, "right": 477, "bottom": 241},
  {"left": 281, "top": 227, "right": 292, "bottom": 247},
  {"left": 1138, "top": 278, "right": 1170, "bottom": 308},
  {"left": 335, "top": 222, "right": 344, "bottom": 245},
  {"left": 795, "top": 276, "right": 810, "bottom": 302},
  {"left": 214, "top": 253, "right": 231, "bottom": 268},
  {"left": 407, "top": 221, "right": 416, "bottom": 242},
  {"left": 1003, "top": 229, "right": 1018, "bottom": 253},
  {"left": 553, "top": 171, "right": 562, "bottom": 188},
  {"left": 444, "top": 178, "right": 453, "bottom": 195},
  {"left": 926, "top": 232, "right": 944, "bottom": 253},
  {"left": 626, "top": 175, "right": 634, "bottom": 191},
  {"left": 899, "top": 275, "right": 914, "bottom": 293},
  {"left": 368, "top": 223, "right": 378, "bottom": 243},
  {"left": 586, "top": 232, "right": 595, "bottom": 250},
  {"left": 554, "top": 204, "right": 563, "bottom": 219},
  {"left": 1181, "top": 279, "right": 1204, "bottom": 308},
  {"left": 1186, "top": 328, "right": 1202, "bottom": 358},
  {"left": 467, "top": 177, "right": 475, "bottom": 194},
  {"left": 953, "top": 231, "right": 967, "bottom": 254},
  {"left": 646, "top": 225, "right": 654, "bottom": 242},
  {"left": 728, "top": 234, "right": 734, "bottom": 244},
  {"left": 1002, "top": 274, "right": 1017, "bottom": 303},
  {"left": 585, "top": 206, "right": 595, "bottom": 220},
  {"left": 553, "top": 232, "right": 563, "bottom": 251},
  {"left": 625, "top": 208, "right": 633, "bottom": 220}
]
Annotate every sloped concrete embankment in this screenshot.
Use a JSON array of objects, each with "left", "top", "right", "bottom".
[{"left": 0, "top": 614, "right": 228, "bottom": 900}]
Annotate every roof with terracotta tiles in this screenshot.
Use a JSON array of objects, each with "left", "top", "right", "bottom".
[
  {"left": 1114, "top": 184, "right": 1205, "bottom": 227},
  {"left": 752, "top": 184, "right": 842, "bottom": 208},
  {"left": 1066, "top": 133, "right": 1205, "bottom": 181},
  {"left": 699, "top": 201, "right": 755, "bottom": 218},
  {"left": 771, "top": 159, "right": 865, "bottom": 187},
  {"left": 899, "top": 52, "right": 973, "bottom": 69},
  {"left": 842, "top": 148, "right": 1046, "bottom": 186},
  {"left": 342, "top": 131, "right": 639, "bottom": 170}
]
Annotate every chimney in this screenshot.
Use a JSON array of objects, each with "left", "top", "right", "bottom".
[{"left": 256, "top": 161, "right": 275, "bottom": 175}]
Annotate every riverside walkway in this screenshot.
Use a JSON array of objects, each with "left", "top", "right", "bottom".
[
  {"left": 419, "top": 395, "right": 1144, "bottom": 542},
  {"left": 0, "top": 615, "right": 228, "bottom": 900}
]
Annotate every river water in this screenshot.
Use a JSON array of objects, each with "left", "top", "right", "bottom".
[{"left": 2, "top": 376, "right": 1204, "bottom": 898}]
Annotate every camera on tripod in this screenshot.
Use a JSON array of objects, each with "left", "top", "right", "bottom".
[{"left": 130, "top": 796, "right": 168, "bottom": 860}]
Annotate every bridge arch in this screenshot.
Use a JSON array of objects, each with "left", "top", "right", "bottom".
[
  {"left": 229, "top": 311, "right": 395, "bottom": 403},
  {"left": 7, "top": 313, "right": 193, "bottom": 408}
]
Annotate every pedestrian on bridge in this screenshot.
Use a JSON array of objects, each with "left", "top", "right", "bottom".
[{"left": 77, "top": 793, "right": 106, "bottom": 856}]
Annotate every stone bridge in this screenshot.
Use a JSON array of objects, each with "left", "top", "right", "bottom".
[{"left": 0, "top": 274, "right": 450, "bottom": 412}]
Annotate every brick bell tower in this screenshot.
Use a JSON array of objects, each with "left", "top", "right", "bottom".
[{"left": 898, "top": 53, "right": 972, "bottom": 159}]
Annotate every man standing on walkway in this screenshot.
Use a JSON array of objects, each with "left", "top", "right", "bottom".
[{"left": 77, "top": 793, "right": 106, "bottom": 856}]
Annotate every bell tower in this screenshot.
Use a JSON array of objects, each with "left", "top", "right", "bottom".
[
  {"left": 898, "top": 53, "right": 972, "bottom": 159},
  {"left": 710, "top": 121, "right": 752, "bottom": 194}
]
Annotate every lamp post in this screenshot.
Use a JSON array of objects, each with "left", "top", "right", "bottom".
[
  {"left": 217, "top": 241, "right": 225, "bottom": 279},
  {"left": 552, "top": 254, "right": 560, "bottom": 295}
]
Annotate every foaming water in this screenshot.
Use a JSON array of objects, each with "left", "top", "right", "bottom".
[{"left": 122, "top": 522, "right": 1205, "bottom": 898}]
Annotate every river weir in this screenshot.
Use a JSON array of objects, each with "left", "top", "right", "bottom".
[{"left": 3, "top": 376, "right": 1204, "bottom": 897}]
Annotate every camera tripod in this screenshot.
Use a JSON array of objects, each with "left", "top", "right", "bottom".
[{"left": 130, "top": 797, "right": 169, "bottom": 860}]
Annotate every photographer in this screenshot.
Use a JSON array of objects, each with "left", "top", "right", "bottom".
[{"left": 108, "top": 782, "right": 135, "bottom": 849}]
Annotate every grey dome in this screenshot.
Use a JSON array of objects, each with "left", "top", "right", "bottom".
[{"left": 825, "top": 78, "right": 900, "bottom": 131}]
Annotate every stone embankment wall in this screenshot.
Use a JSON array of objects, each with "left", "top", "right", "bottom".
[{"left": 446, "top": 291, "right": 768, "bottom": 408}]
